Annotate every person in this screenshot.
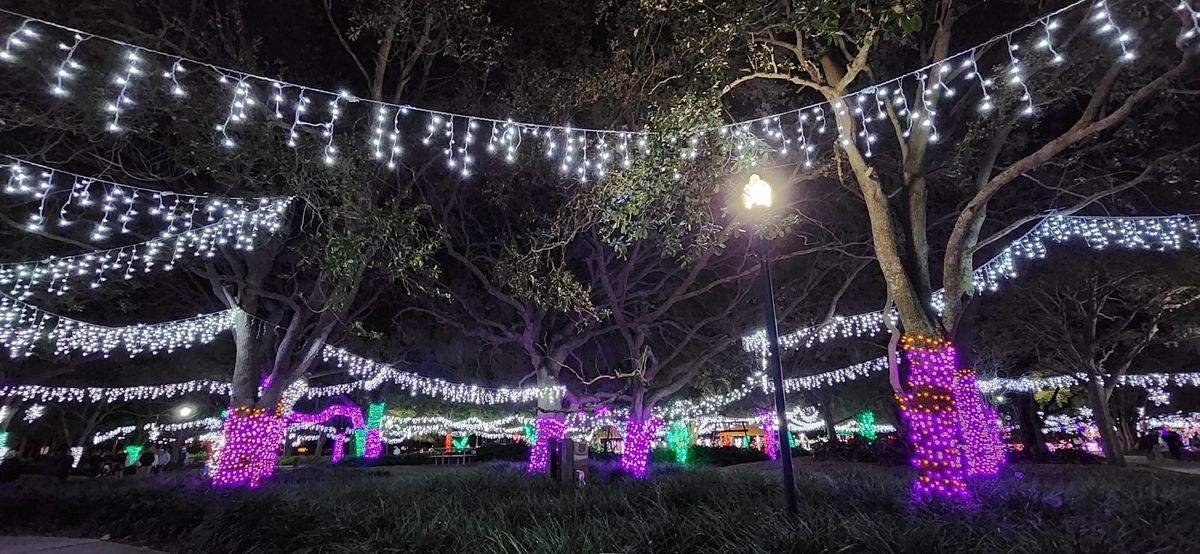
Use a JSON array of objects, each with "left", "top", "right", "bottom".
[
  {"left": 1189, "top": 433, "right": 1200, "bottom": 451},
  {"left": 51, "top": 445, "right": 72, "bottom": 480},
  {"left": 137, "top": 447, "right": 156, "bottom": 477},
  {"left": 1138, "top": 431, "right": 1158, "bottom": 461},
  {"left": 181, "top": 448, "right": 191, "bottom": 468},
  {"left": 1164, "top": 429, "right": 1184, "bottom": 460},
  {"left": 155, "top": 448, "right": 171, "bottom": 473}
]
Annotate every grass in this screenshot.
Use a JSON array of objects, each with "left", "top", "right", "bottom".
[{"left": 0, "top": 460, "right": 1196, "bottom": 553}]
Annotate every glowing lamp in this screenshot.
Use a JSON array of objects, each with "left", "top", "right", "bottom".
[{"left": 742, "top": 174, "right": 772, "bottom": 210}]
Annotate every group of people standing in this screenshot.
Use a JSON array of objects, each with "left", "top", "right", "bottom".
[{"left": 1138, "top": 427, "right": 1193, "bottom": 462}]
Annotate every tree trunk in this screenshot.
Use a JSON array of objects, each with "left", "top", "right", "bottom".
[
  {"left": 819, "top": 399, "right": 838, "bottom": 443},
  {"left": 1085, "top": 375, "right": 1126, "bottom": 466},
  {"left": 619, "top": 408, "right": 660, "bottom": 478},
  {"left": 1014, "top": 393, "right": 1047, "bottom": 456}
]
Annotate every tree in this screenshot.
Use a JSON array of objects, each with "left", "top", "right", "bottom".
[
  {"left": 980, "top": 252, "right": 1200, "bottom": 465},
  {"left": 634, "top": 0, "right": 1198, "bottom": 494}
]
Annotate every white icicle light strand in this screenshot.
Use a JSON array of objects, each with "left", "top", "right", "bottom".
[
  {"left": 0, "top": 199, "right": 291, "bottom": 297},
  {"left": 0, "top": 296, "right": 237, "bottom": 358},
  {"left": 744, "top": 213, "right": 1200, "bottom": 353},
  {"left": 0, "top": 379, "right": 229, "bottom": 403},
  {"left": 2, "top": 158, "right": 286, "bottom": 245},
  {"left": 313, "top": 346, "right": 565, "bottom": 405},
  {"left": 0, "top": 0, "right": 1157, "bottom": 181}
]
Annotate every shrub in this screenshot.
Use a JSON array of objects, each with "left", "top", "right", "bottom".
[
  {"left": 811, "top": 436, "right": 910, "bottom": 465},
  {"left": 475, "top": 443, "right": 529, "bottom": 462},
  {"left": 686, "top": 446, "right": 770, "bottom": 466}
]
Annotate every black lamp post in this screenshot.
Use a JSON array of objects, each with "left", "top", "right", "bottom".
[{"left": 743, "top": 174, "right": 799, "bottom": 516}]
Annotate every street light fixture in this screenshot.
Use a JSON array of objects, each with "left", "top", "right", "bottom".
[
  {"left": 176, "top": 405, "right": 196, "bottom": 420},
  {"left": 742, "top": 173, "right": 799, "bottom": 516}
]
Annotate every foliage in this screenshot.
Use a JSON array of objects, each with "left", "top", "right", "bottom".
[
  {"left": 1, "top": 463, "right": 1198, "bottom": 552},
  {"left": 811, "top": 435, "right": 910, "bottom": 465}
]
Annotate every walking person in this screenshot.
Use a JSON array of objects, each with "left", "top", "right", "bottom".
[
  {"left": 137, "top": 447, "right": 156, "bottom": 477},
  {"left": 1164, "top": 429, "right": 1184, "bottom": 461},
  {"left": 155, "top": 448, "right": 171, "bottom": 473}
]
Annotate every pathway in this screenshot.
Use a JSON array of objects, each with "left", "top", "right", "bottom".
[{"left": 0, "top": 537, "right": 165, "bottom": 553}]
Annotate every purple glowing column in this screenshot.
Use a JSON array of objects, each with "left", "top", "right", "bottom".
[
  {"left": 897, "top": 334, "right": 969, "bottom": 500},
  {"left": 620, "top": 417, "right": 662, "bottom": 478},
  {"left": 527, "top": 414, "right": 566, "bottom": 474},
  {"left": 757, "top": 408, "right": 779, "bottom": 460},
  {"left": 208, "top": 406, "right": 287, "bottom": 488},
  {"left": 952, "top": 368, "right": 1006, "bottom": 477},
  {"left": 331, "top": 431, "right": 346, "bottom": 464}
]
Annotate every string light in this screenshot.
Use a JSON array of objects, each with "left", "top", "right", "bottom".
[
  {"left": 364, "top": 402, "right": 385, "bottom": 459},
  {"left": 1090, "top": 0, "right": 1136, "bottom": 61},
  {"left": 23, "top": 403, "right": 45, "bottom": 422},
  {"left": 896, "top": 334, "right": 969, "bottom": 501},
  {"left": 664, "top": 420, "right": 693, "bottom": 464},
  {"left": 952, "top": 368, "right": 1005, "bottom": 477},
  {"left": 317, "top": 346, "right": 565, "bottom": 405},
  {"left": 1, "top": 379, "right": 230, "bottom": 403},
  {"left": 1179, "top": 1, "right": 1200, "bottom": 47},
  {"left": 856, "top": 410, "right": 877, "bottom": 441},
  {"left": 49, "top": 33, "right": 86, "bottom": 96},
  {"left": 0, "top": 19, "right": 36, "bottom": 61},
  {"left": 124, "top": 444, "right": 142, "bottom": 466},
  {"left": 0, "top": 0, "right": 1147, "bottom": 181},
  {"left": 91, "top": 418, "right": 222, "bottom": 445},
  {"left": 619, "top": 417, "right": 661, "bottom": 478},
  {"left": 746, "top": 214, "right": 1200, "bottom": 354},
  {"left": 527, "top": 414, "right": 565, "bottom": 474},
  {"left": 208, "top": 406, "right": 287, "bottom": 487},
  {"left": 331, "top": 431, "right": 346, "bottom": 464},
  {"left": 757, "top": 408, "right": 779, "bottom": 460},
  {"left": 0, "top": 192, "right": 291, "bottom": 296},
  {"left": 287, "top": 404, "right": 364, "bottom": 429}
]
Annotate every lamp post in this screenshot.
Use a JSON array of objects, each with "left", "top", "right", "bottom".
[{"left": 742, "top": 174, "right": 799, "bottom": 516}]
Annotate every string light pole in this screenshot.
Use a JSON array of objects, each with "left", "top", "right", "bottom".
[{"left": 741, "top": 174, "right": 798, "bottom": 515}]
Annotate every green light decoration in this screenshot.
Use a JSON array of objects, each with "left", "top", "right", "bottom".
[
  {"left": 366, "top": 402, "right": 385, "bottom": 429},
  {"left": 124, "top": 445, "right": 143, "bottom": 466},
  {"left": 353, "top": 429, "right": 366, "bottom": 457},
  {"left": 741, "top": 435, "right": 750, "bottom": 449},
  {"left": 856, "top": 410, "right": 877, "bottom": 441},
  {"left": 788, "top": 432, "right": 795, "bottom": 449},
  {"left": 665, "top": 420, "right": 693, "bottom": 464},
  {"left": 0, "top": 431, "right": 8, "bottom": 458},
  {"left": 523, "top": 421, "right": 537, "bottom": 446},
  {"left": 451, "top": 435, "right": 470, "bottom": 451}
]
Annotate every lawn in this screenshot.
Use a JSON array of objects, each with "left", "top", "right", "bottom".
[{"left": 0, "top": 460, "right": 1195, "bottom": 553}]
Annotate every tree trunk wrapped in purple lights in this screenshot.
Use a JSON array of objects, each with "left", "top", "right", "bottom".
[
  {"left": 757, "top": 408, "right": 779, "bottom": 460},
  {"left": 896, "top": 334, "right": 968, "bottom": 500},
  {"left": 331, "top": 431, "right": 346, "bottom": 464},
  {"left": 620, "top": 417, "right": 661, "bottom": 478},
  {"left": 527, "top": 414, "right": 565, "bottom": 474},
  {"left": 952, "top": 368, "right": 1005, "bottom": 477},
  {"left": 208, "top": 406, "right": 287, "bottom": 488}
]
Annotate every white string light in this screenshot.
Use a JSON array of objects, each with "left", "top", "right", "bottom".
[
  {"left": 0, "top": 296, "right": 238, "bottom": 358},
  {"left": 313, "top": 346, "right": 566, "bottom": 405},
  {"left": 0, "top": 198, "right": 291, "bottom": 297},
  {"left": 0, "top": 379, "right": 229, "bottom": 403},
  {"left": 91, "top": 417, "right": 222, "bottom": 445},
  {"left": 2, "top": 157, "right": 287, "bottom": 242},
  {"left": 22, "top": 403, "right": 44, "bottom": 422},
  {"left": 0, "top": 0, "right": 1154, "bottom": 180},
  {"left": 744, "top": 213, "right": 1200, "bottom": 353}
]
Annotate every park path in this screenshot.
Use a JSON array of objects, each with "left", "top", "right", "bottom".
[{"left": 0, "top": 537, "right": 165, "bottom": 553}]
